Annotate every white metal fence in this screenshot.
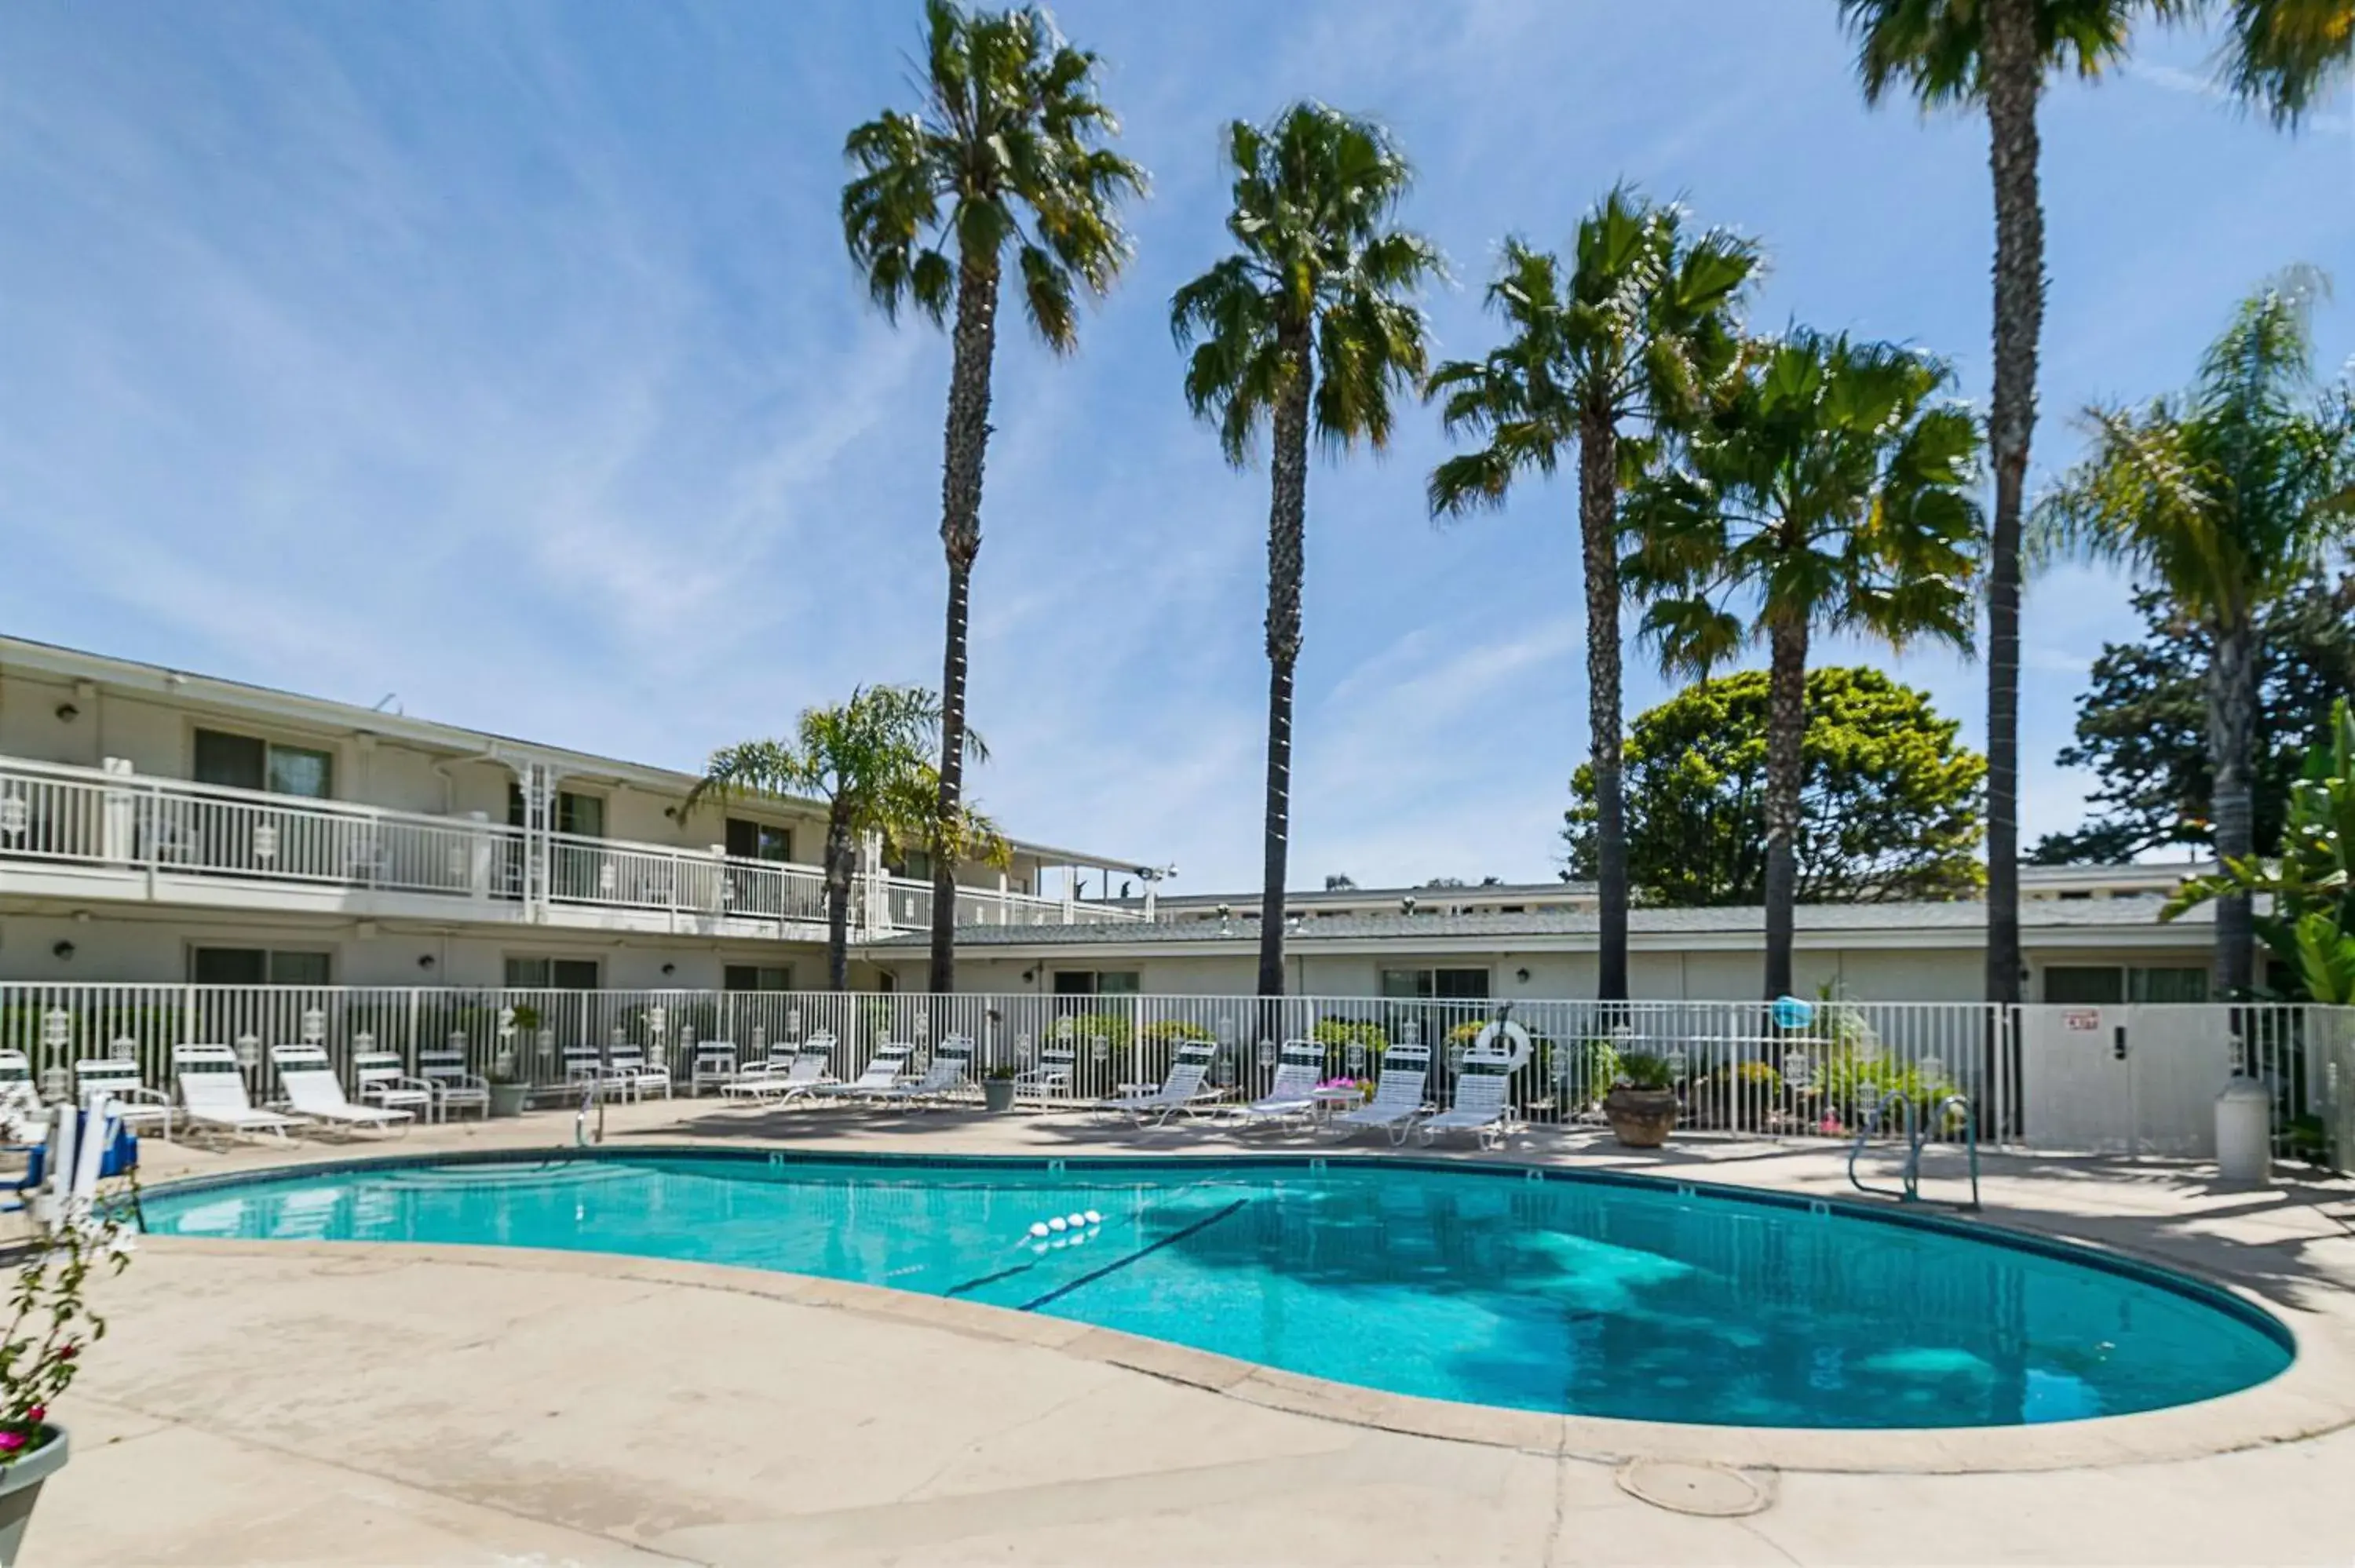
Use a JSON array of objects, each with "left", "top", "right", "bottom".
[
  {"left": 0, "top": 755, "right": 1142, "bottom": 935},
  {"left": 2, "top": 982, "right": 2346, "bottom": 1161}
]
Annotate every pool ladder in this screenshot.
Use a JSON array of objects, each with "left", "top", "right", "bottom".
[
  {"left": 575, "top": 1070, "right": 605, "bottom": 1147},
  {"left": 1847, "top": 1092, "right": 1980, "bottom": 1211}
]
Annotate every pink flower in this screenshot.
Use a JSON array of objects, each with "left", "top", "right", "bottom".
[
  {"left": 0, "top": 1432, "right": 26, "bottom": 1453},
  {"left": 24, "top": 1407, "right": 43, "bottom": 1425}
]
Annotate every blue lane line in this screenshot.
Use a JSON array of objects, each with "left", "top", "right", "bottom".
[{"left": 1017, "top": 1197, "right": 1250, "bottom": 1313}]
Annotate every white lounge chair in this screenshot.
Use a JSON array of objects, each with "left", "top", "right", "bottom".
[
  {"left": 354, "top": 1052, "right": 435, "bottom": 1121},
  {"left": 0, "top": 1050, "right": 45, "bottom": 1145},
  {"left": 271, "top": 1045, "right": 411, "bottom": 1136},
  {"left": 417, "top": 1045, "right": 491, "bottom": 1121},
  {"left": 721, "top": 1040, "right": 797, "bottom": 1096},
  {"left": 1229, "top": 1040, "right": 1327, "bottom": 1129},
  {"left": 1419, "top": 1048, "right": 1517, "bottom": 1149},
  {"left": 609, "top": 1045, "right": 671, "bottom": 1101},
  {"left": 174, "top": 1044, "right": 298, "bottom": 1143},
  {"left": 1013, "top": 1039, "right": 1077, "bottom": 1105},
  {"left": 809, "top": 1041, "right": 914, "bottom": 1101},
  {"left": 1331, "top": 1042, "right": 1432, "bottom": 1146},
  {"left": 1099, "top": 1040, "right": 1222, "bottom": 1127},
  {"left": 689, "top": 1040, "right": 739, "bottom": 1096},
  {"left": 563, "top": 1045, "right": 626, "bottom": 1101},
  {"left": 75, "top": 1057, "right": 176, "bottom": 1141},
  {"left": 856, "top": 1036, "right": 974, "bottom": 1110}
]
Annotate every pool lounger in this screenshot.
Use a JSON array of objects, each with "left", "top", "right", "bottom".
[
  {"left": 1418, "top": 1050, "right": 1516, "bottom": 1150},
  {"left": 1330, "top": 1043, "right": 1433, "bottom": 1146},
  {"left": 808, "top": 1043, "right": 917, "bottom": 1102},
  {"left": 173, "top": 1044, "right": 300, "bottom": 1144},
  {"left": 723, "top": 1036, "right": 838, "bottom": 1102},
  {"left": 1099, "top": 1040, "right": 1221, "bottom": 1127},
  {"left": 854, "top": 1037, "right": 976, "bottom": 1110},
  {"left": 272, "top": 1045, "right": 414, "bottom": 1137},
  {"left": 1225, "top": 1040, "right": 1327, "bottom": 1129}
]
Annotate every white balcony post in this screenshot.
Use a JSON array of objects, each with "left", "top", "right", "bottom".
[
  {"left": 998, "top": 871, "right": 1010, "bottom": 928},
  {"left": 1063, "top": 866, "right": 1077, "bottom": 926},
  {"left": 100, "top": 757, "right": 135, "bottom": 865}
]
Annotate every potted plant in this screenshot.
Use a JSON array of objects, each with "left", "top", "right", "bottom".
[
  {"left": 487, "top": 1060, "right": 532, "bottom": 1118},
  {"left": 980, "top": 1065, "right": 1017, "bottom": 1114},
  {"left": 0, "top": 1178, "right": 135, "bottom": 1564},
  {"left": 1603, "top": 1053, "right": 1680, "bottom": 1148}
]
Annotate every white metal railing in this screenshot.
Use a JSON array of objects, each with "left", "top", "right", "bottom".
[
  {"left": 0, "top": 756, "right": 1140, "bottom": 934},
  {"left": 2, "top": 981, "right": 2345, "bottom": 1161}
]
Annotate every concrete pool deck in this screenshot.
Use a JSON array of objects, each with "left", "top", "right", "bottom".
[{"left": 27, "top": 1099, "right": 2355, "bottom": 1565}]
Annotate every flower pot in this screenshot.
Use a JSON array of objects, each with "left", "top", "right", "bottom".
[
  {"left": 0, "top": 1425, "right": 68, "bottom": 1566},
  {"left": 488, "top": 1081, "right": 531, "bottom": 1118},
  {"left": 981, "top": 1078, "right": 1017, "bottom": 1114},
  {"left": 1603, "top": 1088, "right": 1678, "bottom": 1149}
]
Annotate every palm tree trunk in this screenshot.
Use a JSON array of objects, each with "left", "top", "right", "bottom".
[
  {"left": 1259, "top": 334, "right": 1313, "bottom": 998},
  {"left": 2208, "top": 615, "right": 2260, "bottom": 997},
  {"left": 1981, "top": 0, "right": 2043, "bottom": 1009},
  {"left": 1762, "top": 618, "right": 1809, "bottom": 999},
  {"left": 930, "top": 254, "right": 1001, "bottom": 996},
  {"left": 1579, "top": 406, "right": 1630, "bottom": 1002},
  {"left": 823, "top": 803, "right": 854, "bottom": 991}
]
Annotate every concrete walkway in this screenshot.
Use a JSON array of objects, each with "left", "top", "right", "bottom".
[{"left": 27, "top": 1100, "right": 2355, "bottom": 1566}]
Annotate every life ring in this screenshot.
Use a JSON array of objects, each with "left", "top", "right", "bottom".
[{"left": 1471, "top": 1019, "right": 1533, "bottom": 1071}]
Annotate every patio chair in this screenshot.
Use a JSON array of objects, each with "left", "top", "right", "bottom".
[
  {"left": 173, "top": 1043, "right": 297, "bottom": 1143},
  {"left": 270, "top": 1045, "right": 411, "bottom": 1136},
  {"left": 0, "top": 1050, "right": 44, "bottom": 1144},
  {"left": 1331, "top": 1042, "right": 1433, "bottom": 1146},
  {"left": 1013, "top": 1040, "right": 1077, "bottom": 1105},
  {"left": 1227, "top": 1040, "right": 1326, "bottom": 1129},
  {"left": 75, "top": 1057, "right": 177, "bottom": 1141},
  {"left": 609, "top": 1045, "right": 671, "bottom": 1101},
  {"left": 417, "top": 1045, "right": 491, "bottom": 1121},
  {"left": 809, "top": 1041, "right": 914, "bottom": 1101},
  {"left": 725, "top": 1035, "right": 838, "bottom": 1103},
  {"left": 1418, "top": 1048, "right": 1517, "bottom": 1150},
  {"left": 354, "top": 1052, "right": 435, "bottom": 1121},
  {"left": 856, "top": 1035, "right": 975, "bottom": 1110},
  {"left": 562, "top": 1045, "right": 625, "bottom": 1102},
  {"left": 1098, "top": 1039, "right": 1221, "bottom": 1128},
  {"left": 689, "top": 1040, "right": 739, "bottom": 1096}
]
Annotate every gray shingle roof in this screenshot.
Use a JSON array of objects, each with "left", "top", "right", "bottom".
[{"left": 867, "top": 895, "right": 2201, "bottom": 947}]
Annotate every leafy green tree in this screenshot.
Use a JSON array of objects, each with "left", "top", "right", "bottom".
[
  {"left": 1841, "top": 0, "right": 2183, "bottom": 1006},
  {"left": 1623, "top": 330, "right": 1984, "bottom": 997},
  {"left": 1426, "top": 188, "right": 1760, "bottom": 1002},
  {"left": 2032, "top": 575, "right": 2355, "bottom": 863},
  {"left": 685, "top": 686, "right": 994, "bottom": 990},
  {"left": 1170, "top": 104, "right": 1442, "bottom": 997},
  {"left": 2167, "top": 698, "right": 2355, "bottom": 1002},
  {"left": 2217, "top": 0, "right": 2354, "bottom": 124},
  {"left": 1566, "top": 669, "right": 1987, "bottom": 906},
  {"left": 2032, "top": 271, "right": 2355, "bottom": 995},
  {"left": 842, "top": 1, "right": 1145, "bottom": 993}
]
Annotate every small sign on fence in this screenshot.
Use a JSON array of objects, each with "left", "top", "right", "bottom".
[{"left": 2064, "top": 1008, "right": 2102, "bottom": 1033}]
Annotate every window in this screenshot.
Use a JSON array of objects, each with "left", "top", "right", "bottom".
[
  {"left": 503, "top": 957, "right": 601, "bottom": 990},
  {"left": 2130, "top": 967, "right": 2209, "bottom": 1004},
  {"left": 1052, "top": 971, "right": 1140, "bottom": 996},
  {"left": 191, "top": 947, "right": 331, "bottom": 986},
  {"left": 2043, "top": 967, "right": 2124, "bottom": 1005},
  {"left": 724, "top": 965, "right": 794, "bottom": 992},
  {"left": 507, "top": 785, "right": 605, "bottom": 837},
  {"left": 725, "top": 819, "right": 793, "bottom": 863},
  {"left": 194, "top": 728, "right": 334, "bottom": 799},
  {"left": 1379, "top": 968, "right": 1491, "bottom": 1001},
  {"left": 899, "top": 849, "right": 933, "bottom": 881}
]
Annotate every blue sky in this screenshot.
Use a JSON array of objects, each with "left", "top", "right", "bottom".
[{"left": 2, "top": 2, "right": 2350, "bottom": 895}]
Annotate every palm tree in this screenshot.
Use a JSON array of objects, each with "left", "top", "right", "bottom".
[
  {"left": 2033, "top": 271, "right": 2355, "bottom": 996},
  {"left": 1427, "top": 190, "right": 1760, "bottom": 1001},
  {"left": 685, "top": 685, "right": 989, "bottom": 990},
  {"left": 1623, "top": 331, "right": 1986, "bottom": 997},
  {"left": 1841, "top": 0, "right": 2181, "bottom": 1007},
  {"left": 1170, "top": 104, "right": 1443, "bottom": 997},
  {"left": 842, "top": 0, "right": 1145, "bottom": 994},
  {"left": 2217, "top": 0, "right": 2353, "bottom": 122}
]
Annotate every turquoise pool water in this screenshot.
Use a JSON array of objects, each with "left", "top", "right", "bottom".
[{"left": 141, "top": 1153, "right": 2291, "bottom": 1428}]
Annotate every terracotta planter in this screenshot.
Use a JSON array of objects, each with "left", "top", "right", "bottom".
[
  {"left": 981, "top": 1078, "right": 1017, "bottom": 1114},
  {"left": 488, "top": 1082, "right": 531, "bottom": 1118},
  {"left": 1604, "top": 1088, "right": 1678, "bottom": 1149},
  {"left": 0, "top": 1425, "right": 67, "bottom": 1567}
]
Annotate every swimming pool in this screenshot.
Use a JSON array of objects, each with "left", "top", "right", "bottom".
[{"left": 141, "top": 1151, "right": 2291, "bottom": 1428}]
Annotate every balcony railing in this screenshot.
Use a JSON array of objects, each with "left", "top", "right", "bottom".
[{"left": 0, "top": 757, "right": 1144, "bottom": 935}]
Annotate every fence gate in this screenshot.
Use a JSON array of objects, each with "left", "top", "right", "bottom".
[{"left": 2020, "top": 1005, "right": 2265, "bottom": 1158}]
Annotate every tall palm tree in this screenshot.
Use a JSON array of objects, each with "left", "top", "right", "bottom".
[
  {"left": 685, "top": 686, "right": 990, "bottom": 990},
  {"left": 1841, "top": 0, "right": 2182, "bottom": 1007},
  {"left": 1623, "top": 331, "right": 1986, "bottom": 997},
  {"left": 2217, "top": 0, "right": 2353, "bottom": 122},
  {"left": 842, "top": 0, "right": 1145, "bottom": 994},
  {"left": 1170, "top": 104, "right": 1443, "bottom": 997},
  {"left": 1427, "top": 189, "right": 1760, "bottom": 1001},
  {"left": 2033, "top": 271, "right": 2355, "bottom": 996}
]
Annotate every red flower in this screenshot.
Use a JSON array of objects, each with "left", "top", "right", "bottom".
[
  {"left": 0, "top": 1433, "right": 25, "bottom": 1453},
  {"left": 55, "top": 1345, "right": 76, "bottom": 1361},
  {"left": 24, "top": 1407, "right": 42, "bottom": 1424}
]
